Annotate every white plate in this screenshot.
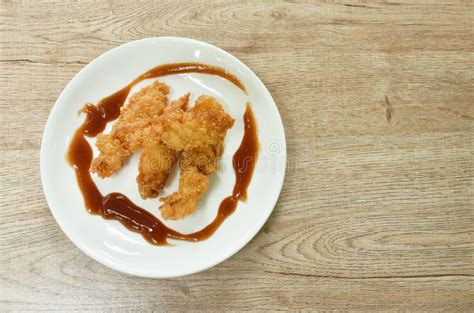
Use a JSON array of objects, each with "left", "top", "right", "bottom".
[{"left": 40, "top": 37, "right": 286, "bottom": 278}]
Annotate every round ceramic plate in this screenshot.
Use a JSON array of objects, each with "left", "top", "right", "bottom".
[{"left": 41, "top": 37, "right": 286, "bottom": 277}]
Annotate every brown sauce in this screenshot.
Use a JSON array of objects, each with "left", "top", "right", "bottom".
[{"left": 67, "top": 63, "right": 258, "bottom": 246}]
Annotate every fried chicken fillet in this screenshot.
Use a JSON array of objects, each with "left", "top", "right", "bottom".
[
  {"left": 160, "top": 96, "right": 234, "bottom": 220},
  {"left": 90, "top": 80, "right": 191, "bottom": 200},
  {"left": 160, "top": 95, "right": 235, "bottom": 151},
  {"left": 90, "top": 81, "right": 169, "bottom": 177},
  {"left": 136, "top": 94, "right": 190, "bottom": 199},
  {"left": 90, "top": 85, "right": 234, "bottom": 219}
]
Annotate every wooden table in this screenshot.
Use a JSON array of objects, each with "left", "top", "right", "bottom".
[{"left": 1, "top": 1, "right": 473, "bottom": 311}]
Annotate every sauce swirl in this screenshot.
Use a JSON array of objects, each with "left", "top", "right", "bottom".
[{"left": 67, "top": 63, "right": 258, "bottom": 245}]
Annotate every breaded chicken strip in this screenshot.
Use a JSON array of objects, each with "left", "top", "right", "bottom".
[
  {"left": 136, "top": 93, "right": 190, "bottom": 199},
  {"left": 160, "top": 95, "right": 235, "bottom": 151},
  {"left": 91, "top": 81, "right": 169, "bottom": 177},
  {"left": 160, "top": 96, "right": 234, "bottom": 220},
  {"left": 137, "top": 142, "right": 176, "bottom": 199},
  {"left": 159, "top": 167, "right": 209, "bottom": 220}
]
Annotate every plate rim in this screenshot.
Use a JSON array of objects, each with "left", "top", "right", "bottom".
[{"left": 40, "top": 36, "right": 287, "bottom": 278}]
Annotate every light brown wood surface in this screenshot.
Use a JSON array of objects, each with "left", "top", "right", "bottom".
[{"left": 1, "top": 0, "right": 473, "bottom": 311}]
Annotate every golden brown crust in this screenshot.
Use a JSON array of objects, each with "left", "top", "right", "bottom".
[
  {"left": 159, "top": 95, "right": 234, "bottom": 220},
  {"left": 136, "top": 93, "right": 190, "bottom": 199},
  {"left": 137, "top": 142, "right": 177, "bottom": 199},
  {"left": 89, "top": 81, "right": 233, "bottom": 219},
  {"left": 160, "top": 95, "right": 234, "bottom": 151},
  {"left": 90, "top": 81, "right": 169, "bottom": 177},
  {"left": 160, "top": 167, "right": 209, "bottom": 220}
]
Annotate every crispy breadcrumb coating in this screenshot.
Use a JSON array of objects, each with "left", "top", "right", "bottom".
[
  {"left": 160, "top": 96, "right": 234, "bottom": 220},
  {"left": 136, "top": 93, "right": 190, "bottom": 199},
  {"left": 160, "top": 95, "right": 234, "bottom": 151},
  {"left": 159, "top": 167, "right": 209, "bottom": 220},
  {"left": 90, "top": 81, "right": 169, "bottom": 177},
  {"left": 89, "top": 81, "right": 234, "bottom": 219}
]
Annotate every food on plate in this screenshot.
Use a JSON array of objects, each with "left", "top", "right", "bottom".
[
  {"left": 137, "top": 93, "right": 189, "bottom": 199},
  {"left": 160, "top": 95, "right": 235, "bottom": 151},
  {"left": 68, "top": 62, "right": 258, "bottom": 245},
  {"left": 160, "top": 95, "right": 234, "bottom": 219},
  {"left": 90, "top": 81, "right": 234, "bottom": 220},
  {"left": 90, "top": 81, "right": 169, "bottom": 177}
]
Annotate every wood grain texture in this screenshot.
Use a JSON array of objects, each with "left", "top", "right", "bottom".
[{"left": 1, "top": 0, "right": 473, "bottom": 311}]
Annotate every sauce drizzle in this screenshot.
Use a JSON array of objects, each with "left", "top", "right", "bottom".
[{"left": 67, "top": 63, "right": 258, "bottom": 245}]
